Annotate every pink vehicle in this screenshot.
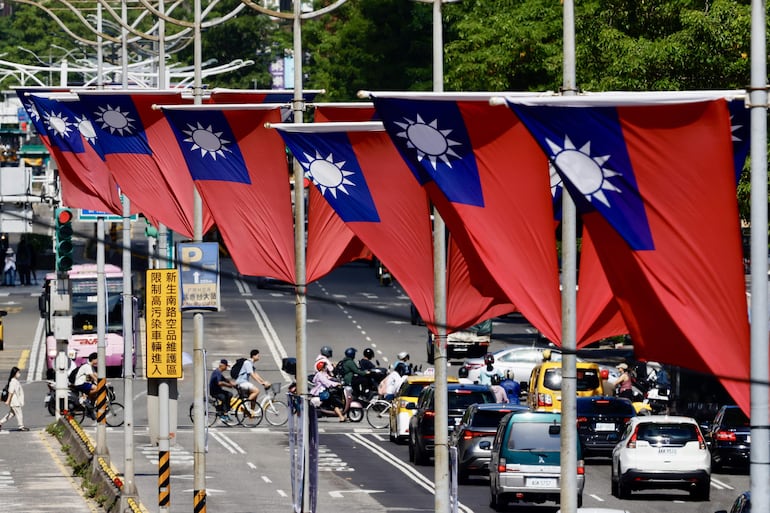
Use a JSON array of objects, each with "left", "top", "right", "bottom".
[{"left": 41, "top": 264, "right": 137, "bottom": 379}]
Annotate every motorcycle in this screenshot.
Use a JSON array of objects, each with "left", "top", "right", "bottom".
[
  {"left": 44, "top": 380, "right": 82, "bottom": 417},
  {"left": 311, "top": 384, "right": 364, "bottom": 422}
]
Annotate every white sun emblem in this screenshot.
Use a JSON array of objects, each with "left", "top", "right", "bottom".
[
  {"left": 181, "top": 122, "right": 232, "bottom": 160},
  {"left": 94, "top": 104, "right": 136, "bottom": 135},
  {"left": 26, "top": 102, "right": 40, "bottom": 122},
  {"left": 394, "top": 114, "right": 461, "bottom": 170},
  {"left": 298, "top": 151, "right": 355, "bottom": 198},
  {"left": 546, "top": 135, "right": 621, "bottom": 207},
  {"left": 76, "top": 115, "right": 97, "bottom": 144},
  {"left": 44, "top": 111, "right": 73, "bottom": 138},
  {"left": 730, "top": 115, "right": 743, "bottom": 142},
  {"left": 549, "top": 162, "right": 562, "bottom": 198}
]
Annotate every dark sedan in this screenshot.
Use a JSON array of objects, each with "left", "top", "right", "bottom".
[
  {"left": 576, "top": 396, "right": 635, "bottom": 456},
  {"left": 449, "top": 403, "right": 528, "bottom": 482},
  {"left": 706, "top": 405, "right": 750, "bottom": 471}
]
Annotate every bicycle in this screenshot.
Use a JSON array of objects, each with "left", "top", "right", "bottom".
[
  {"left": 72, "top": 384, "right": 125, "bottom": 427},
  {"left": 365, "top": 397, "right": 392, "bottom": 429},
  {"left": 236, "top": 383, "right": 289, "bottom": 427},
  {"left": 189, "top": 393, "right": 242, "bottom": 427}
]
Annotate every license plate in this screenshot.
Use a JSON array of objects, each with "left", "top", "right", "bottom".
[
  {"left": 526, "top": 478, "right": 557, "bottom": 488},
  {"left": 658, "top": 447, "right": 677, "bottom": 455},
  {"left": 595, "top": 422, "right": 615, "bottom": 431},
  {"left": 747, "top": 435, "right": 751, "bottom": 443}
]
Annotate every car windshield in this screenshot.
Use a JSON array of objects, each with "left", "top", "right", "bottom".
[
  {"left": 723, "top": 408, "right": 749, "bottom": 427},
  {"left": 507, "top": 422, "right": 561, "bottom": 451},
  {"left": 577, "top": 399, "right": 635, "bottom": 416},
  {"left": 449, "top": 391, "right": 494, "bottom": 411},
  {"left": 543, "top": 368, "right": 600, "bottom": 392},
  {"left": 636, "top": 422, "right": 699, "bottom": 446},
  {"left": 471, "top": 410, "right": 512, "bottom": 428}
]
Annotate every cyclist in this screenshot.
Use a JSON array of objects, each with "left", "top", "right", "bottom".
[
  {"left": 210, "top": 359, "right": 237, "bottom": 421},
  {"left": 73, "top": 352, "right": 98, "bottom": 403},
  {"left": 340, "top": 347, "right": 370, "bottom": 397},
  {"left": 235, "top": 349, "right": 271, "bottom": 413}
]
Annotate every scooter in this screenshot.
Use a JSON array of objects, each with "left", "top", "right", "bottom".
[
  {"left": 312, "top": 385, "right": 364, "bottom": 422},
  {"left": 44, "top": 380, "right": 80, "bottom": 416}
]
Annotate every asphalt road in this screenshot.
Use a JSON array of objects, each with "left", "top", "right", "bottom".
[{"left": 0, "top": 259, "right": 751, "bottom": 513}]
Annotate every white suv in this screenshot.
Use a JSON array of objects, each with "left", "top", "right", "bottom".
[{"left": 611, "top": 415, "right": 710, "bottom": 501}]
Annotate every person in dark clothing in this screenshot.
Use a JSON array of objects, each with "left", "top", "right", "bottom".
[
  {"left": 15, "top": 237, "right": 31, "bottom": 286},
  {"left": 340, "top": 347, "right": 369, "bottom": 397},
  {"left": 210, "top": 359, "right": 236, "bottom": 419},
  {"left": 359, "top": 347, "right": 376, "bottom": 371}
]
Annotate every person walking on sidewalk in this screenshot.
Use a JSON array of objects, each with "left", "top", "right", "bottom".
[{"left": 0, "top": 367, "right": 27, "bottom": 431}]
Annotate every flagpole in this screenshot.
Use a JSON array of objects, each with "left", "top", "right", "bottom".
[
  {"left": 748, "top": 1, "right": 768, "bottom": 512},
  {"left": 559, "top": 1, "right": 578, "bottom": 513}
]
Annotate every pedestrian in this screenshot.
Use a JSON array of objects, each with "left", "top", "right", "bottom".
[
  {"left": 210, "top": 359, "right": 237, "bottom": 421},
  {"left": 0, "top": 366, "right": 28, "bottom": 431},
  {"left": 15, "top": 236, "right": 31, "bottom": 286},
  {"left": 3, "top": 248, "right": 16, "bottom": 286},
  {"left": 613, "top": 363, "right": 634, "bottom": 400}
]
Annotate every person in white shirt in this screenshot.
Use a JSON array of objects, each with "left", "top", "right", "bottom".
[
  {"left": 0, "top": 366, "right": 27, "bottom": 431},
  {"left": 379, "top": 362, "right": 408, "bottom": 400}
]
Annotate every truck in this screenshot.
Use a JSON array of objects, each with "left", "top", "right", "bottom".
[{"left": 426, "top": 318, "right": 493, "bottom": 363}]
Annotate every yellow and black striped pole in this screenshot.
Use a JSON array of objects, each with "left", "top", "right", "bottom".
[
  {"left": 158, "top": 449, "right": 170, "bottom": 508},
  {"left": 95, "top": 377, "right": 107, "bottom": 425},
  {"left": 193, "top": 488, "right": 206, "bottom": 513}
]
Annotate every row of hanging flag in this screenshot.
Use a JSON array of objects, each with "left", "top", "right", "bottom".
[{"left": 16, "top": 86, "right": 751, "bottom": 414}]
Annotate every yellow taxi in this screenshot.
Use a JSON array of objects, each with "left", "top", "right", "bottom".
[
  {"left": 388, "top": 373, "right": 458, "bottom": 443},
  {"left": 527, "top": 360, "right": 603, "bottom": 412}
]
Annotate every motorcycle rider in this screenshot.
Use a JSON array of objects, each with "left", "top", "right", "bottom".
[
  {"left": 490, "top": 374, "right": 508, "bottom": 403},
  {"left": 477, "top": 353, "right": 503, "bottom": 386},
  {"left": 379, "top": 362, "right": 408, "bottom": 400},
  {"left": 310, "top": 360, "right": 346, "bottom": 421},
  {"left": 396, "top": 351, "right": 413, "bottom": 376},
  {"left": 359, "top": 348, "right": 377, "bottom": 371},
  {"left": 340, "top": 347, "right": 370, "bottom": 398},
  {"left": 315, "top": 345, "right": 335, "bottom": 375},
  {"left": 499, "top": 370, "right": 521, "bottom": 404}
]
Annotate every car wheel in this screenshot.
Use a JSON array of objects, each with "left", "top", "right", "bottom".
[
  {"left": 457, "top": 467, "right": 469, "bottom": 484},
  {"left": 491, "top": 492, "right": 506, "bottom": 512},
  {"left": 611, "top": 474, "right": 618, "bottom": 497},
  {"left": 413, "top": 437, "right": 429, "bottom": 466},
  {"left": 408, "top": 437, "right": 415, "bottom": 463},
  {"left": 618, "top": 473, "right": 630, "bottom": 499}
]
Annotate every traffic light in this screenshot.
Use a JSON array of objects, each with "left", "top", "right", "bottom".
[{"left": 55, "top": 207, "right": 73, "bottom": 273}]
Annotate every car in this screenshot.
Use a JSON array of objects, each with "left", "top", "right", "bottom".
[
  {"left": 576, "top": 396, "right": 636, "bottom": 457},
  {"left": 527, "top": 360, "right": 604, "bottom": 412},
  {"left": 717, "top": 491, "right": 751, "bottom": 513},
  {"left": 611, "top": 415, "right": 711, "bottom": 501},
  {"left": 408, "top": 383, "right": 497, "bottom": 465},
  {"left": 705, "top": 405, "right": 750, "bottom": 471},
  {"left": 388, "top": 375, "right": 458, "bottom": 443},
  {"left": 449, "top": 403, "right": 529, "bottom": 482},
  {"left": 486, "top": 410, "right": 585, "bottom": 510}
]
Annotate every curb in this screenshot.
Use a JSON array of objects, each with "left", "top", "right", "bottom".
[{"left": 57, "top": 416, "right": 150, "bottom": 513}]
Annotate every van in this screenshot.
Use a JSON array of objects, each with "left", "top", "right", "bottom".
[
  {"left": 484, "top": 411, "right": 585, "bottom": 510},
  {"left": 527, "top": 360, "right": 603, "bottom": 412}
]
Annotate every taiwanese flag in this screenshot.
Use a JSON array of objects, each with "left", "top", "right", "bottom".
[
  {"left": 162, "top": 105, "right": 295, "bottom": 283},
  {"left": 372, "top": 98, "right": 563, "bottom": 343},
  {"left": 207, "top": 89, "right": 322, "bottom": 122},
  {"left": 275, "top": 123, "right": 513, "bottom": 334},
  {"left": 28, "top": 95, "right": 123, "bottom": 214},
  {"left": 307, "top": 103, "right": 380, "bottom": 276},
  {"left": 76, "top": 91, "right": 214, "bottom": 238},
  {"left": 509, "top": 98, "right": 750, "bottom": 413}
]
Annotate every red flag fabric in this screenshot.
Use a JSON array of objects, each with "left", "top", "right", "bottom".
[
  {"left": 76, "top": 91, "right": 214, "bottom": 237},
  {"left": 276, "top": 124, "right": 514, "bottom": 334},
  {"left": 509, "top": 98, "right": 750, "bottom": 413},
  {"left": 161, "top": 105, "right": 295, "bottom": 283}
]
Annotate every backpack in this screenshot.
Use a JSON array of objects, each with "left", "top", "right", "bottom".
[
  {"left": 1, "top": 386, "right": 7, "bottom": 402},
  {"left": 68, "top": 366, "right": 79, "bottom": 385},
  {"left": 230, "top": 358, "right": 247, "bottom": 381},
  {"left": 333, "top": 360, "right": 346, "bottom": 380}
]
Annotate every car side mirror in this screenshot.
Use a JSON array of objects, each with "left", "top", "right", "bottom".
[{"left": 479, "top": 441, "right": 491, "bottom": 450}]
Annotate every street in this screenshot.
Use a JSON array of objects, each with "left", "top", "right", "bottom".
[{"left": 0, "top": 259, "right": 750, "bottom": 512}]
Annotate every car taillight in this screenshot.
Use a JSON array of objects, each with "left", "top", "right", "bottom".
[
  {"left": 715, "top": 430, "right": 737, "bottom": 442},
  {"left": 627, "top": 425, "right": 639, "bottom": 448},
  {"left": 463, "top": 430, "right": 487, "bottom": 440},
  {"left": 538, "top": 393, "right": 553, "bottom": 407},
  {"left": 424, "top": 411, "right": 435, "bottom": 418},
  {"left": 577, "top": 462, "right": 585, "bottom": 475},
  {"left": 497, "top": 458, "right": 507, "bottom": 473},
  {"left": 577, "top": 416, "right": 588, "bottom": 425},
  {"left": 465, "top": 362, "right": 483, "bottom": 370},
  {"left": 697, "top": 430, "right": 707, "bottom": 449}
]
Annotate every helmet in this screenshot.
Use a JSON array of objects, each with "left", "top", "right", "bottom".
[
  {"left": 320, "top": 345, "right": 333, "bottom": 358},
  {"left": 345, "top": 347, "right": 357, "bottom": 358},
  {"left": 484, "top": 353, "right": 495, "bottom": 366},
  {"left": 397, "top": 351, "right": 409, "bottom": 361},
  {"left": 394, "top": 362, "right": 407, "bottom": 376},
  {"left": 491, "top": 374, "right": 501, "bottom": 385},
  {"left": 458, "top": 366, "right": 469, "bottom": 379},
  {"left": 315, "top": 360, "right": 326, "bottom": 372},
  {"left": 363, "top": 348, "right": 374, "bottom": 359}
]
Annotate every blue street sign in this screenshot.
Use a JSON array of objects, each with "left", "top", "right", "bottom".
[{"left": 177, "top": 242, "right": 220, "bottom": 312}]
